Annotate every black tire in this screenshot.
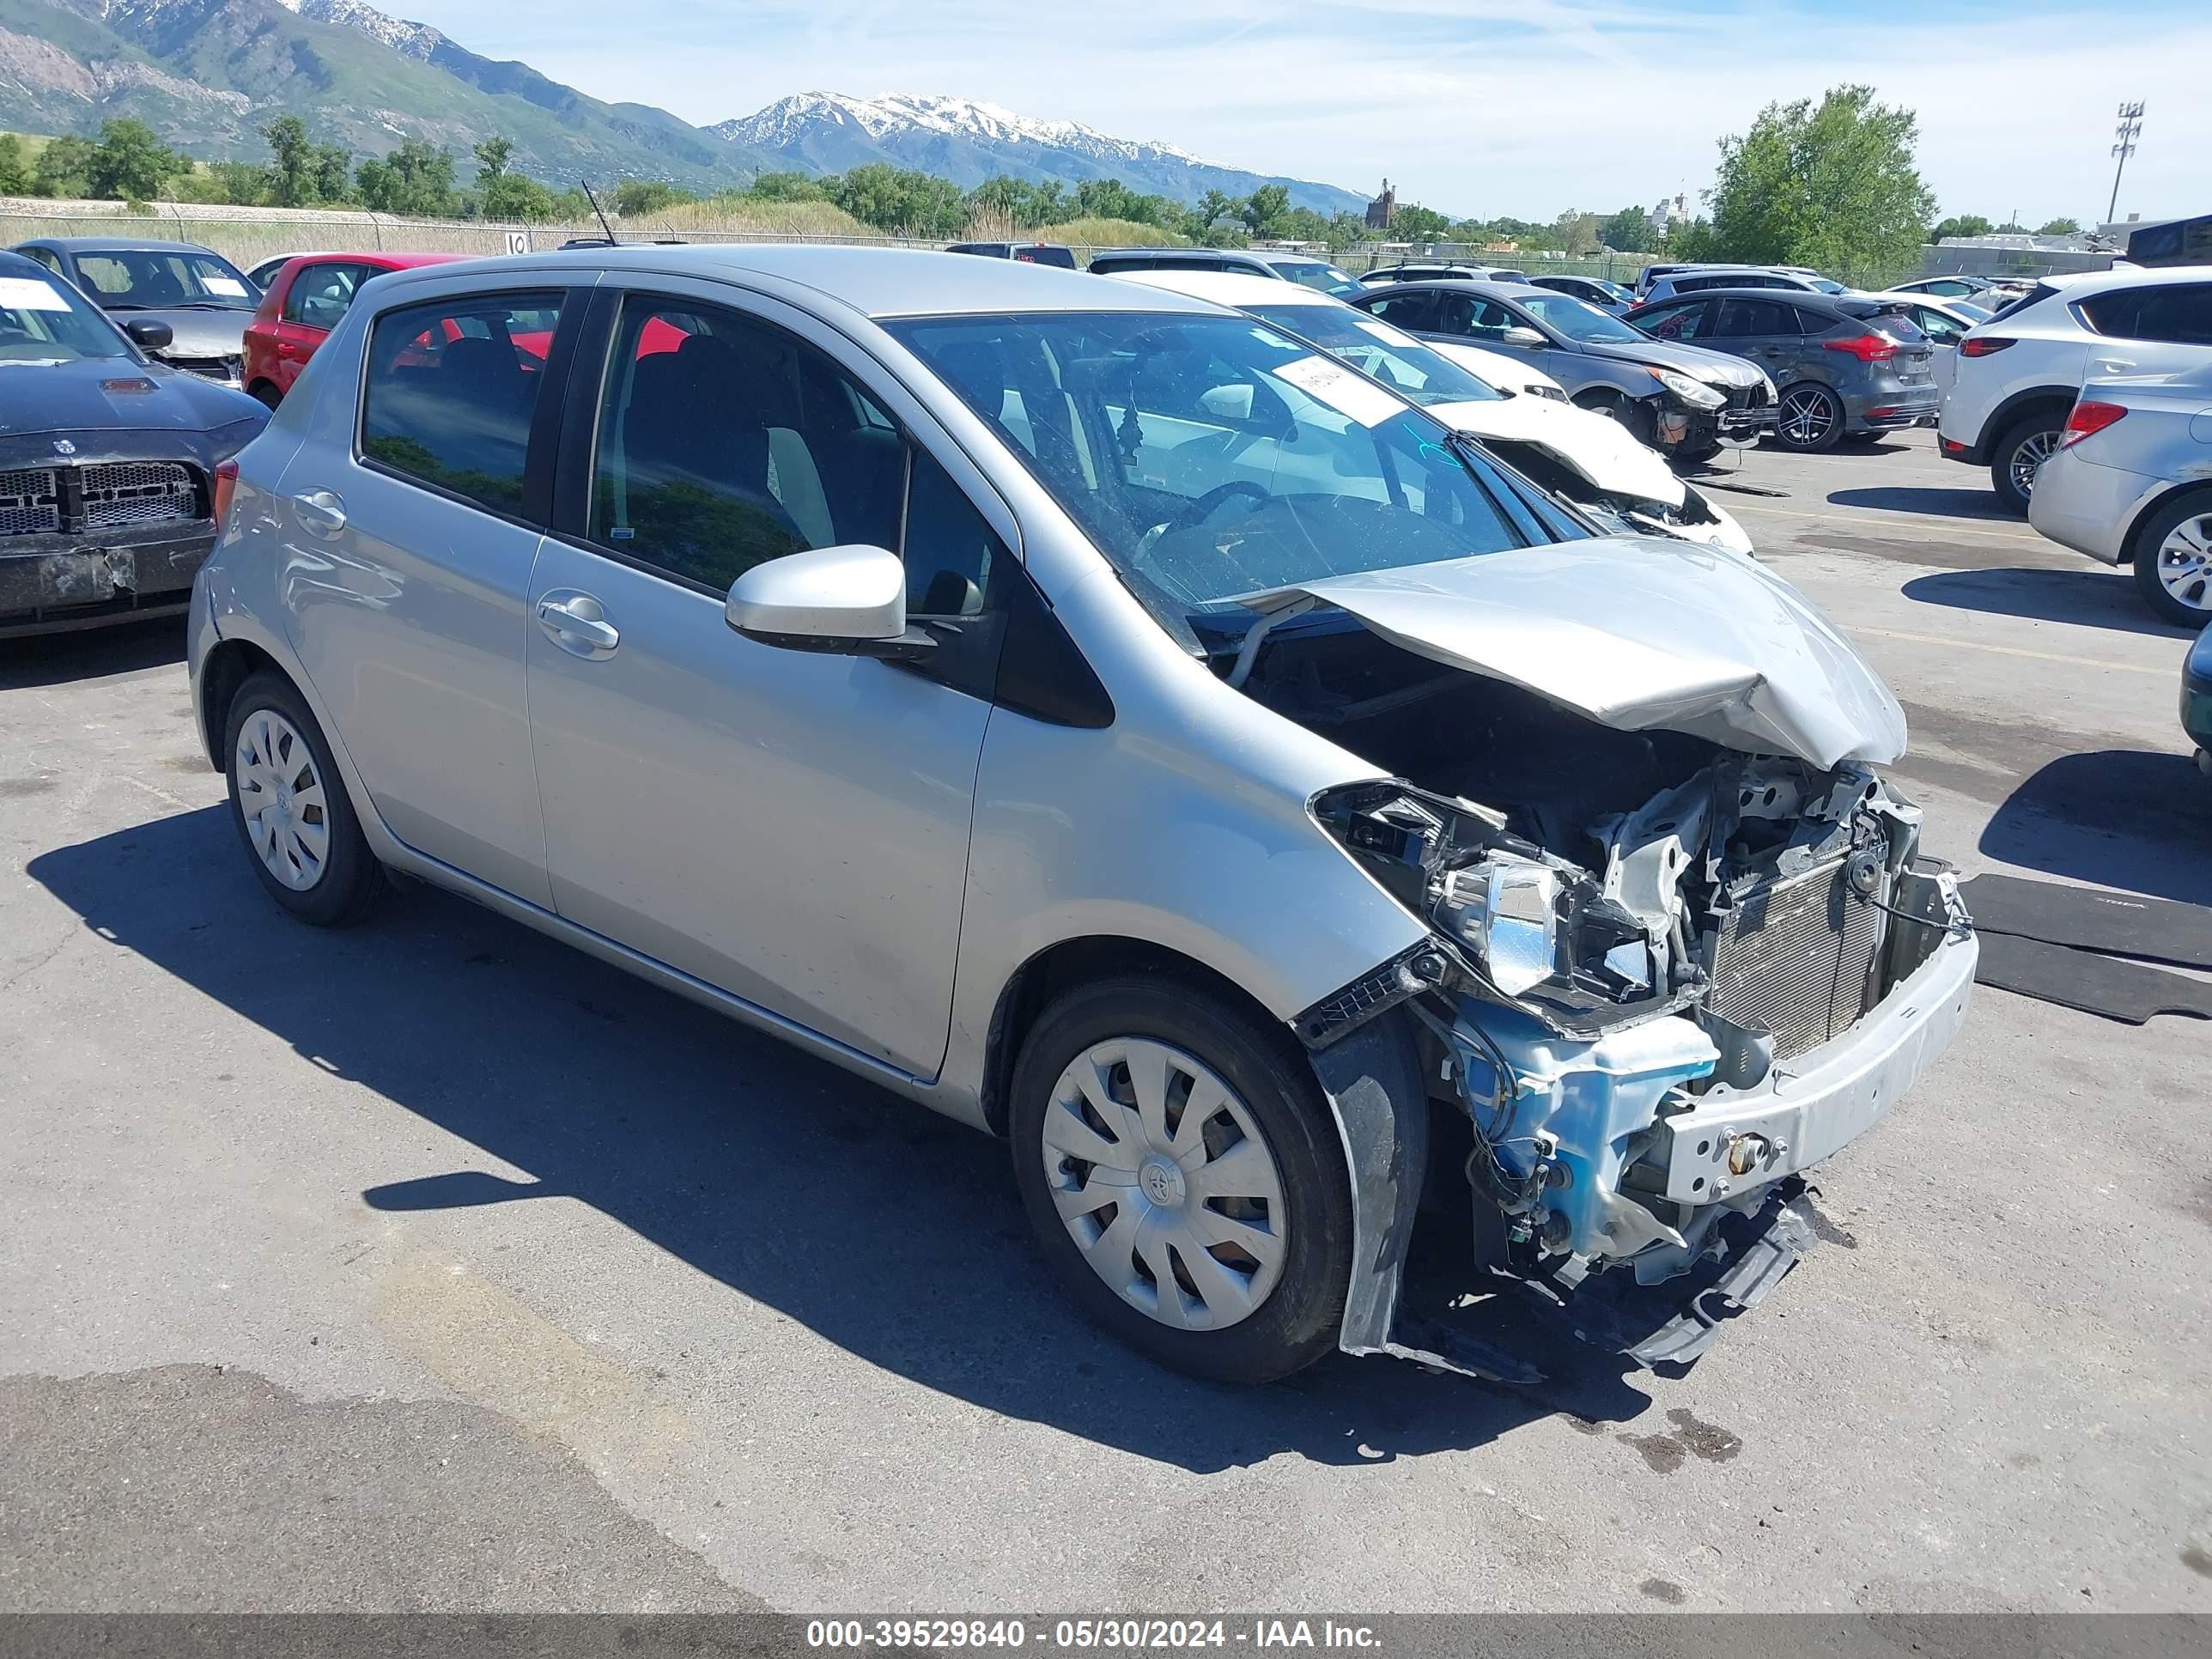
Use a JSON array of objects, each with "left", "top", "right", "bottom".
[
  {"left": 222, "top": 671, "right": 385, "bottom": 926},
  {"left": 1008, "top": 974, "right": 1353, "bottom": 1384},
  {"left": 1573, "top": 389, "right": 1656, "bottom": 447},
  {"left": 1773, "top": 383, "right": 1844, "bottom": 453},
  {"left": 1989, "top": 411, "right": 2063, "bottom": 515},
  {"left": 1672, "top": 438, "right": 1723, "bottom": 467},
  {"left": 1841, "top": 431, "right": 1887, "bottom": 447},
  {"left": 2129, "top": 489, "right": 2212, "bottom": 627},
  {"left": 248, "top": 380, "right": 283, "bottom": 410}
]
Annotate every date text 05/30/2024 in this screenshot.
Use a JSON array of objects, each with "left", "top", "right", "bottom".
[{"left": 805, "top": 1620, "right": 1383, "bottom": 1650}]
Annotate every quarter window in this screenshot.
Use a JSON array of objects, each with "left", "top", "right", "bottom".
[
  {"left": 360, "top": 289, "right": 565, "bottom": 515},
  {"left": 2082, "top": 283, "right": 2212, "bottom": 347}
]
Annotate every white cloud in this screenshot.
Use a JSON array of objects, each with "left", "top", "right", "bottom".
[{"left": 395, "top": 1, "right": 2209, "bottom": 223}]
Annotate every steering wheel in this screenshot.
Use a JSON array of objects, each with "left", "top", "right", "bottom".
[{"left": 1158, "top": 479, "right": 1273, "bottom": 539}]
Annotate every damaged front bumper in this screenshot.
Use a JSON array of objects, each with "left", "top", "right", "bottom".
[{"left": 0, "top": 520, "right": 217, "bottom": 637}]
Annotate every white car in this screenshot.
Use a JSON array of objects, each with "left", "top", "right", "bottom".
[
  {"left": 1425, "top": 338, "right": 1571, "bottom": 402},
  {"left": 1937, "top": 267, "right": 2212, "bottom": 514},
  {"left": 1875, "top": 295, "right": 1994, "bottom": 398},
  {"left": 1109, "top": 268, "right": 1754, "bottom": 555},
  {"left": 2028, "top": 361, "right": 2212, "bottom": 625}
]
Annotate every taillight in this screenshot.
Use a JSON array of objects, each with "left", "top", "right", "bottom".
[
  {"left": 2060, "top": 400, "right": 2127, "bottom": 447},
  {"left": 212, "top": 459, "right": 240, "bottom": 529},
  {"left": 1823, "top": 332, "right": 1898, "bottom": 364},
  {"left": 1960, "top": 336, "right": 2015, "bottom": 357}
]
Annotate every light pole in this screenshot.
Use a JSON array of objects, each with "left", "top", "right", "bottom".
[{"left": 2107, "top": 101, "right": 2144, "bottom": 228}]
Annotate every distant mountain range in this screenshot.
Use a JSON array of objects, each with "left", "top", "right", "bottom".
[{"left": 0, "top": 0, "right": 1371, "bottom": 215}]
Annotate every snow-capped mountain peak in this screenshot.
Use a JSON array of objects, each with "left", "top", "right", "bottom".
[
  {"left": 269, "top": 0, "right": 447, "bottom": 62},
  {"left": 714, "top": 92, "right": 1210, "bottom": 170}
]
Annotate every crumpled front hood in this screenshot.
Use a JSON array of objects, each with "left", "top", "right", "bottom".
[
  {"left": 1430, "top": 395, "right": 1686, "bottom": 508},
  {"left": 1585, "top": 337, "right": 1765, "bottom": 386},
  {"left": 1279, "top": 537, "right": 1906, "bottom": 769}
]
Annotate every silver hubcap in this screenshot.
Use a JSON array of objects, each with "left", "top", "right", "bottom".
[
  {"left": 1779, "top": 387, "right": 1834, "bottom": 445},
  {"left": 1041, "top": 1037, "right": 1288, "bottom": 1332},
  {"left": 2009, "top": 429, "right": 2058, "bottom": 498},
  {"left": 234, "top": 708, "right": 330, "bottom": 891},
  {"left": 2154, "top": 514, "right": 2212, "bottom": 611}
]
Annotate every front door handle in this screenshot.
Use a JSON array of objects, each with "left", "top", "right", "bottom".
[
  {"left": 536, "top": 592, "right": 620, "bottom": 656},
  {"left": 290, "top": 489, "right": 346, "bottom": 537}
]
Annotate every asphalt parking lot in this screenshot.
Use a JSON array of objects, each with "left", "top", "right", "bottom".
[{"left": 3, "top": 429, "right": 2209, "bottom": 1615}]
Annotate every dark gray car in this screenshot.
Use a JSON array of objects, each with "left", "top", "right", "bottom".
[
  {"left": 1354, "top": 279, "right": 1778, "bottom": 464},
  {"left": 9, "top": 237, "right": 259, "bottom": 386},
  {"left": 1624, "top": 289, "right": 1938, "bottom": 453}
]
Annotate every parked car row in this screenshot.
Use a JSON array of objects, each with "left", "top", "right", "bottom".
[{"left": 181, "top": 243, "right": 1976, "bottom": 1389}]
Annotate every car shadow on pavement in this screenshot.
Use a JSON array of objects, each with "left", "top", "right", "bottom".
[
  {"left": 1826, "top": 485, "right": 2021, "bottom": 523},
  {"left": 26, "top": 805, "right": 1659, "bottom": 1474},
  {"left": 0, "top": 617, "right": 186, "bottom": 690},
  {"left": 1981, "top": 750, "right": 2212, "bottom": 907},
  {"left": 1902, "top": 568, "right": 2201, "bottom": 638}
]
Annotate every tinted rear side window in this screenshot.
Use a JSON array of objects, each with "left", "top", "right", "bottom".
[
  {"left": 2079, "top": 283, "right": 2212, "bottom": 346},
  {"left": 360, "top": 289, "right": 565, "bottom": 515}
]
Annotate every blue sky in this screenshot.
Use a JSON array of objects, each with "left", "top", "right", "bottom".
[{"left": 387, "top": 0, "right": 2205, "bottom": 225}]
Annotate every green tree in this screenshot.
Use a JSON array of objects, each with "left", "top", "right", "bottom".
[
  {"left": 264, "top": 114, "right": 316, "bottom": 205},
  {"left": 1240, "top": 183, "right": 1291, "bottom": 238},
  {"left": 615, "top": 179, "right": 692, "bottom": 216},
  {"left": 1392, "top": 203, "right": 1451, "bottom": 241},
  {"left": 33, "top": 134, "right": 96, "bottom": 198},
  {"left": 1704, "top": 84, "right": 1936, "bottom": 272},
  {"left": 1929, "top": 213, "right": 1993, "bottom": 241},
  {"left": 472, "top": 135, "right": 515, "bottom": 181},
  {"left": 0, "top": 133, "right": 29, "bottom": 196},
  {"left": 312, "top": 144, "right": 353, "bottom": 204},
  {"left": 479, "top": 170, "right": 557, "bottom": 222},
  {"left": 747, "top": 171, "right": 826, "bottom": 202},
  {"left": 830, "top": 164, "right": 964, "bottom": 234},
  {"left": 88, "top": 120, "right": 185, "bottom": 201},
  {"left": 356, "top": 137, "right": 459, "bottom": 217},
  {"left": 2037, "top": 216, "right": 2081, "bottom": 235},
  {"left": 1601, "top": 206, "right": 1655, "bottom": 252},
  {"left": 1192, "top": 188, "right": 1237, "bottom": 233},
  {"left": 204, "top": 160, "right": 272, "bottom": 205}
]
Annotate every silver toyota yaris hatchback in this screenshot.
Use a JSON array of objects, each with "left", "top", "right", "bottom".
[{"left": 190, "top": 246, "right": 1977, "bottom": 1385}]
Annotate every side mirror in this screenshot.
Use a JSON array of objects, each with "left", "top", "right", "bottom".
[
  {"left": 1501, "top": 325, "right": 1547, "bottom": 349},
  {"left": 724, "top": 544, "right": 929, "bottom": 658},
  {"left": 125, "top": 319, "right": 173, "bottom": 350}
]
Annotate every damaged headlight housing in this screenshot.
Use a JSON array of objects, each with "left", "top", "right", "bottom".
[
  {"left": 1650, "top": 368, "right": 1728, "bottom": 410},
  {"left": 1434, "top": 856, "right": 1559, "bottom": 995}
]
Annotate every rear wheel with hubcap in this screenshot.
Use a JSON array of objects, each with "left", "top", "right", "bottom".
[
  {"left": 1989, "top": 413, "right": 2062, "bottom": 514},
  {"left": 1009, "top": 975, "right": 1352, "bottom": 1383},
  {"left": 223, "top": 672, "right": 385, "bottom": 925},
  {"left": 2130, "top": 490, "right": 2212, "bottom": 627},
  {"left": 1773, "top": 384, "right": 1844, "bottom": 453}
]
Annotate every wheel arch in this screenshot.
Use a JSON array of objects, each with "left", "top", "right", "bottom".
[
  {"left": 197, "top": 635, "right": 286, "bottom": 765},
  {"left": 2123, "top": 478, "right": 2212, "bottom": 567},
  {"left": 1985, "top": 385, "right": 2078, "bottom": 444}
]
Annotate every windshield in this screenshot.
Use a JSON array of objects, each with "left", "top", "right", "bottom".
[
  {"left": 1242, "top": 301, "right": 1504, "bottom": 405},
  {"left": 71, "top": 248, "right": 258, "bottom": 311},
  {"left": 0, "top": 271, "right": 133, "bottom": 363},
  {"left": 1267, "top": 260, "right": 1364, "bottom": 298},
  {"left": 1948, "top": 298, "right": 1995, "bottom": 322},
  {"left": 890, "top": 311, "right": 1547, "bottom": 615},
  {"left": 1516, "top": 292, "right": 1646, "bottom": 343}
]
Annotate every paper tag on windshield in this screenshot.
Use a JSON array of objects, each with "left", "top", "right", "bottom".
[
  {"left": 203, "top": 276, "right": 249, "bottom": 297},
  {"left": 1274, "top": 353, "right": 1406, "bottom": 428},
  {"left": 0, "top": 277, "right": 72, "bottom": 312}
]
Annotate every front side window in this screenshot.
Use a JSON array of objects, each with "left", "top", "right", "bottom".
[
  {"left": 283, "top": 263, "right": 363, "bottom": 331},
  {"left": 890, "top": 310, "right": 1536, "bottom": 619},
  {"left": 586, "top": 297, "right": 906, "bottom": 592},
  {"left": 73, "top": 249, "right": 256, "bottom": 312},
  {"left": 1430, "top": 292, "right": 1520, "bottom": 341},
  {"left": 0, "top": 269, "right": 133, "bottom": 362},
  {"left": 1362, "top": 290, "right": 1433, "bottom": 329},
  {"left": 360, "top": 289, "right": 565, "bottom": 515},
  {"left": 1638, "top": 301, "right": 1710, "bottom": 341}
]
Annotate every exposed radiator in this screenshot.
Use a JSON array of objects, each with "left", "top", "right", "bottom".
[{"left": 1705, "top": 856, "right": 1885, "bottom": 1060}]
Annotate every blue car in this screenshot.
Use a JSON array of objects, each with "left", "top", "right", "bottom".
[{"left": 2185, "top": 623, "right": 2212, "bottom": 778}]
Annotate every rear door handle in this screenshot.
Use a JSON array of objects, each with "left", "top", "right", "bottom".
[
  {"left": 536, "top": 592, "right": 620, "bottom": 656},
  {"left": 289, "top": 489, "right": 345, "bottom": 537}
]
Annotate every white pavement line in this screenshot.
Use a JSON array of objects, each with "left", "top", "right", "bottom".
[{"left": 1857, "top": 626, "right": 2176, "bottom": 676}]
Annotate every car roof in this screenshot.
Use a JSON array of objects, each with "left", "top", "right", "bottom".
[
  {"left": 1366, "top": 277, "right": 1547, "bottom": 300},
  {"left": 1634, "top": 286, "right": 1855, "bottom": 310},
  {"left": 1090, "top": 246, "right": 1255, "bottom": 262},
  {"left": 15, "top": 235, "right": 227, "bottom": 255},
  {"left": 1109, "top": 267, "right": 1331, "bottom": 307},
  {"left": 368, "top": 243, "right": 1223, "bottom": 320}
]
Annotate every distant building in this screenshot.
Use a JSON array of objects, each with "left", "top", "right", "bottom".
[
  {"left": 1648, "top": 192, "right": 1688, "bottom": 234},
  {"left": 1365, "top": 179, "right": 1396, "bottom": 231}
]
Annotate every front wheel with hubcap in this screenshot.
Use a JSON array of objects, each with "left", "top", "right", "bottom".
[
  {"left": 1009, "top": 975, "right": 1352, "bottom": 1383},
  {"left": 224, "top": 671, "right": 384, "bottom": 925},
  {"left": 2130, "top": 491, "right": 2212, "bottom": 626},
  {"left": 1990, "top": 414, "right": 2062, "bottom": 514},
  {"left": 1773, "top": 384, "right": 1843, "bottom": 453}
]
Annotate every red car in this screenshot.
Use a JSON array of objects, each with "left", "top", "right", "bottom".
[{"left": 243, "top": 252, "right": 470, "bottom": 407}]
